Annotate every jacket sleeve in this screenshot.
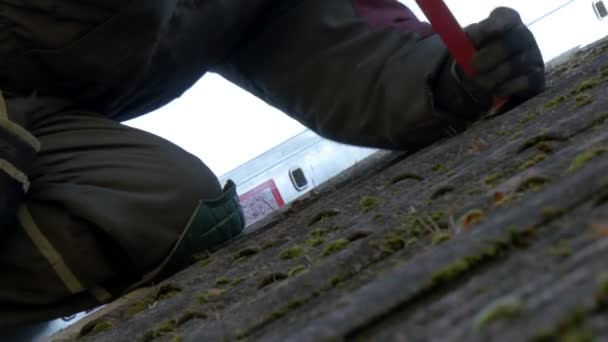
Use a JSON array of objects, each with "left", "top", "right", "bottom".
[{"left": 210, "top": 0, "right": 471, "bottom": 150}]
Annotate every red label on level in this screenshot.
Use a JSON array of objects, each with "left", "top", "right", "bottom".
[{"left": 239, "top": 179, "right": 285, "bottom": 226}]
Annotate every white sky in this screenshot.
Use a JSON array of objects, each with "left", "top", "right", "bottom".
[
  {"left": 124, "top": 73, "right": 307, "bottom": 176},
  {"left": 124, "top": 0, "right": 607, "bottom": 176}
]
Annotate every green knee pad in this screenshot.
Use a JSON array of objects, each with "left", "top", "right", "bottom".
[{"left": 158, "top": 180, "right": 245, "bottom": 278}]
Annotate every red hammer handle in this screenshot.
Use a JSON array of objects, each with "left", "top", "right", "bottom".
[{"left": 415, "top": 0, "right": 508, "bottom": 114}]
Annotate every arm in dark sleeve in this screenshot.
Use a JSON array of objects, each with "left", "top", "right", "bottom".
[{"left": 210, "top": 0, "right": 471, "bottom": 150}]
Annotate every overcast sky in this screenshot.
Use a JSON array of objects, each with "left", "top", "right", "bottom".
[{"left": 124, "top": 0, "right": 607, "bottom": 176}]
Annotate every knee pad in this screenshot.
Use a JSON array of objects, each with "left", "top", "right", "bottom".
[{"left": 156, "top": 179, "right": 245, "bottom": 278}]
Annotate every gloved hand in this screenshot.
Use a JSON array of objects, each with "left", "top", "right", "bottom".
[
  {"left": 0, "top": 112, "right": 40, "bottom": 227},
  {"left": 434, "top": 7, "right": 546, "bottom": 119}
]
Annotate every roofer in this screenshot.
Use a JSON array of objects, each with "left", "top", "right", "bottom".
[{"left": 0, "top": 0, "right": 545, "bottom": 328}]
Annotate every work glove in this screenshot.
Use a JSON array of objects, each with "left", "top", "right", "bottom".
[
  {"left": 434, "top": 7, "right": 546, "bottom": 119},
  {"left": 0, "top": 101, "right": 40, "bottom": 228}
]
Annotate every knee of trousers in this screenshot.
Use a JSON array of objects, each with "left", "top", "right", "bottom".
[{"left": 123, "top": 179, "right": 246, "bottom": 292}]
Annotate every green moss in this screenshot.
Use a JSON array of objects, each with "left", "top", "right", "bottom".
[
  {"left": 393, "top": 223, "right": 409, "bottom": 235},
  {"left": 431, "top": 185, "right": 455, "bottom": 200},
  {"left": 484, "top": 172, "right": 505, "bottom": 186},
  {"left": 129, "top": 284, "right": 182, "bottom": 315},
  {"left": 406, "top": 237, "right": 419, "bottom": 246},
  {"left": 575, "top": 78, "right": 601, "bottom": 93},
  {"left": 177, "top": 311, "right": 207, "bottom": 325},
  {"left": 551, "top": 65, "right": 569, "bottom": 77},
  {"left": 157, "top": 319, "right": 177, "bottom": 333},
  {"left": 269, "top": 298, "right": 308, "bottom": 320},
  {"left": 196, "top": 288, "right": 225, "bottom": 305},
  {"left": 215, "top": 277, "right": 231, "bottom": 286},
  {"left": 497, "top": 192, "right": 525, "bottom": 207},
  {"left": 507, "top": 226, "right": 536, "bottom": 248},
  {"left": 517, "top": 135, "right": 567, "bottom": 154},
  {"left": 130, "top": 301, "right": 149, "bottom": 315},
  {"left": 516, "top": 176, "right": 551, "bottom": 193},
  {"left": 279, "top": 246, "right": 306, "bottom": 260},
  {"left": 89, "top": 321, "right": 113, "bottom": 335},
  {"left": 520, "top": 111, "right": 541, "bottom": 124},
  {"left": 372, "top": 213, "right": 383, "bottom": 221},
  {"left": 258, "top": 272, "right": 288, "bottom": 289},
  {"left": 261, "top": 239, "right": 285, "bottom": 250},
  {"left": 560, "top": 327, "right": 594, "bottom": 342},
  {"left": 431, "top": 232, "right": 451, "bottom": 246},
  {"left": 320, "top": 239, "right": 350, "bottom": 257},
  {"left": 360, "top": 196, "right": 381, "bottom": 213},
  {"left": 171, "top": 335, "right": 183, "bottom": 342},
  {"left": 511, "top": 131, "right": 523, "bottom": 140},
  {"left": 156, "top": 284, "right": 182, "bottom": 301},
  {"left": 309, "top": 228, "right": 328, "bottom": 238},
  {"left": 593, "top": 112, "right": 608, "bottom": 128},
  {"left": 546, "top": 241, "right": 572, "bottom": 258},
  {"left": 567, "top": 147, "right": 608, "bottom": 173},
  {"left": 597, "top": 273, "right": 608, "bottom": 304},
  {"left": 232, "top": 247, "right": 260, "bottom": 263},
  {"left": 329, "top": 225, "right": 345, "bottom": 232},
  {"left": 427, "top": 226, "right": 533, "bottom": 289},
  {"left": 287, "top": 265, "right": 307, "bottom": 277},
  {"left": 234, "top": 291, "right": 321, "bottom": 340},
  {"left": 308, "top": 209, "right": 340, "bottom": 226},
  {"left": 380, "top": 236, "right": 405, "bottom": 255},
  {"left": 331, "top": 273, "right": 352, "bottom": 287},
  {"left": 473, "top": 296, "right": 527, "bottom": 330},
  {"left": 230, "top": 277, "right": 246, "bottom": 287},
  {"left": 387, "top": 234, "right": 406, "bottom": 248},
  {"left": 467, "top": 189, "right": 483, "bottom": 197},
  {"left": 544, "top": 95, "right": 567, "bottom": 111},
  {"left": 429, "top": 259, "right": 470, "bottom": 286},
  {"left": 593, "top": 43, "right": 608, "bottom": 57},
  {"left": 143, "top": 331, "right": 155, "bottom": 342},
  {"left": 518, "top": 154, "right": 547, "bottom": 171},
  {"left": 390, "top": 173, "right": 424, "bottom": 185},
  {"left": 601, "top": 64, "right": 608, "bottom": 77},
  {"left": 232, "top": 257, "right": 247, "bottom": 264},
  {"left": 383, "top": 211, "right": 448, "bottom": 252},
  {"left": 347, "top": 230, "right": 371, "bottom": 242},
  {"left": 194, "top": 252, "right": 213, "bottom": 268},
  {"left": 196, "top": 293, "right": 208, "bottom": 305},
  {"left": 432, "top": 164, "right": 447, "bottom": 173},
  {"left": 402, "top": 211, "right": 447, "bottom": 235},
  {"left": 430, "top": 211, "right": 446, "bottom": 222},
  {"left": 575, "top": 93, "right": 593, "bottom": 108},
  {"left": 144, "top": 320, "right": 178, "bottom": 341},
  {"left": 197, "top": 257, "right": 213, "bottom": 268},
  {"left": 306, "top": 236, "right": 325, "bottom": 247},
  {"left": 536, "top": 142, "right": 555, "bottom": 154},
  {"left": 540, "top": 206, "right": 566, "bottom": 221},
  {"left": 533, "top": 309, "right": 593, "bottom": 342},
  {"left": 79, "top": 320, "right": 113, "bottom": 337},
  {"left": 408, "top": 221, "right": 428, "bottom": 237},
  {"left": 593, "top": 187, "right": 608, "bottom": 207},
  {"left": 193, "top": 252, "right": 211, "bottom": 262}
]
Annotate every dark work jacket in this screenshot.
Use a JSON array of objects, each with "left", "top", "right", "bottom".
[{"left": 0, "top": 0, "right": 466, "bottom": 150}]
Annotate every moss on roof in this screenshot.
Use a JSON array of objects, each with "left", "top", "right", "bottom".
[{"left": 53, "top": 36, "right": 608, "bottom": 342}]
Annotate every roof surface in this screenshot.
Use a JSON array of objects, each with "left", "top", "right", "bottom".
[{"left": 53, "top": 36, "right": 608, "bottom": 342}]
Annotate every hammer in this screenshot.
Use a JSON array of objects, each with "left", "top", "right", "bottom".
[{"left": 415, "top": 0, "right": 509, "bottom": 114}]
